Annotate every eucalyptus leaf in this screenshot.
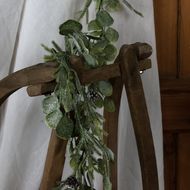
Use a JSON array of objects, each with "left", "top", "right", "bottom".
[
  {"left": 83, "top": 53, "right": 97, "bottom": 67},
  {"left": 103, "top": 44, "right": 117, "bottom": 61},
  {"left": 59, "top": 88, "right": 73, "bottom": 113},
  {"left": 91, "top": 40, "right": 109, "bottom": 53},
  {"left": 59, "top": 20, "right": 82, "bottom": 35},
  {"left": 98, "top": 81, "right": 113, "bottom": 97},
  {"left": 96, "top": 10, "right": 114, "bottom": 27},
  {"left": 104, "top": 97, "right": 115, "bottom": 112},
  {"left": 96, "top": 56, "right": 106, "bottom": 66},
  {"left": 105, "top": 27, "right": 119, "bottom": 42},
  {"left": 56, "top": 115, "right": 74, "bottom": 140},
  {"left": 94, "top": 96, "right": 104, "bottom": 108},
  {"left": 42, "top": 96, "right": 60, "bottom": 115},
  {"left": 89, "top": 30, "right": 102, "bottom": 37},
  {"left": 104, "top": 0, "right": 121, "bottom": 12},
  {"left": 45, "top": 110, "right": 63, "bottom": 129},
  {"left": 88, "top": 20, "right": 102, "bottom": 31}
]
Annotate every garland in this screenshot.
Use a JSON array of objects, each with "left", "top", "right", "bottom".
[{"left": 42, "top": 1, "right": 141, "bottom": 189}]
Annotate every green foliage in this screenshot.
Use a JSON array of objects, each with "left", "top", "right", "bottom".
[
  {"left": 88, "top": 20, "right": 102, "bottom": 31},
  {"left": 42, "top": 0, "right": 142, "bottom": 189},
  {"left": 96, "top": 10, "right": 114, "bottom": 27},
  {"left": 42, "top": 96, "right": 60, "bottom": 115},
  {"left": 83, "top": 53, "right": 97, "bottom": 67},
  {"left": 98, "top": 81, "right": 113, "bottom": 97},
  {"left": 45, "top": 110, "right": 63, "bottom": 129},
  {"left": 59, "top": 20, "right": 82, "bottom": 35},
  {"left": 103, "top": 44, "right": 117, "bottom": 61},
  {"left": 105, "top": 27, "right": 119, "bottom": 42},
  {"left": 104, "top": 97, "right": 116, "bottom": 112},
  {"left": 56, "top": 115, "right": 74, "bottom": 140}
]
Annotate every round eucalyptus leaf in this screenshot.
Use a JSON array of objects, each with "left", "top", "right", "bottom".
[
  {"left": 59, "top": 20, "right": 82, "bottom": 35},
  {"left": 88, "top": 20, "right": 102, "bottom": 31},
  {"left": 94, "top": 97, "right": 104, "bottom": 108},
  {"left": 42, "top": 96, "right": 60, "bottom": 115},
  {"left": 96, "top": 10, "right": 114, "bottom": 27},
  {"left": 45, "top": 110, "right": 63, "bottom": 129},
  {"left": 83, "top": 53, "right": 97, "bottom": 67},
  {"left": 89, "top": 30, "right": 102, "bottom": 37},
  {"left": 104, "top": 0, "right": 121, "bottom": 12},
  {"left": 103, "top": 44, "right": 117, "bottom": 61},
  {"left": 91, "top": 40, "right": 109, "bottom": 53},
  {"left": 105, "top": 27, "right": 119, "bottom": 42},
  {"left": 104, "top": 97, "right": 115, "bottom": 112},
  {"left": 96, "top": 56, "right": 106, "bottom": 66},
  {"left": 56, "top": 115, "right": 74, "bottom": 140},
  {"left": 98, "top": 81, "right": 113, "bottom": 97}
]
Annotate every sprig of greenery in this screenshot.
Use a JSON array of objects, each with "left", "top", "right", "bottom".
[{"left": 42, "top": 0, "right": 142, "bottom": 189}]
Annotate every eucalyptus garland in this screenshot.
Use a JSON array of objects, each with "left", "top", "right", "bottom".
[{"left": 42, "top": 1, "right": 141, "bottom": 189}]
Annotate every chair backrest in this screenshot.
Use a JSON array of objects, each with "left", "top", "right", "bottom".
[{"left": 0, "top": 43, "right": 159, "bottom": 190}]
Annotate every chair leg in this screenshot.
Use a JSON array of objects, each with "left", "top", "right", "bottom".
[
  {"left": 104, "top": 76, "right": 123, "bottom": 190},
  {"left": 119, "top": 45, "right": 159, "bottom": 190},
  {"left": 40, "top": 131, "right": 67, "bottom": 190}
]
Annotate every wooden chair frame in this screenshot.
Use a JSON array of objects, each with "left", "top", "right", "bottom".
[{"left": 0, "top": 43, "right": 159, "bottom": 190}]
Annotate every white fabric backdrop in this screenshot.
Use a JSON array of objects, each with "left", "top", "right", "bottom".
[{"left": 0, "top": 0, "right": 164, "bottom": 189}]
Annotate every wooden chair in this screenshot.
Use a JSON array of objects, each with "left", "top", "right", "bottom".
[{"left": 0, "top": 43, "right": 159, "bottom": 190}]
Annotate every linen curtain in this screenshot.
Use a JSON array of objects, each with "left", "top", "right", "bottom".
[{"left": 0, "top": 0, "right": 164, "bottom": 189}]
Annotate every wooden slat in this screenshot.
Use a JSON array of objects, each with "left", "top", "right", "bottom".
[
  {"left": 40, "top": 131, "right": 67, "bottom": 190},
  {"left": 0, "top": 58, "right": 151, "bottom": 105},
  {"left": 104, "top": 76, "right": 123, "bottom": 190},
  {"left": 164, "top": 133, "right": 177, "bottom": 190},
  {"left": 119, "top": 45, "right": 159, "bottom": 190},
  {"left": 179, "top": 0, "right": 190, "bottom": 78},
  {"left": 0, "top": 43, "right": 156, "bottom": 190},
  {"left": 160, "top": 78, "right": 190, "bottom": 93},
  {"left": 163, "top": 120, "right": 190, "bottom": 132},
  {"left": 154, "top": 0, "right": 178, "bottom": 77},
  {"left": 161, "top": 93, "right": 190, "bottom": 130},
  {"left": 0, "top": 62, "right": 57, "bottom": 106},
  {"left": 27, "top": 59, "right": 151, "bottom": 97},
  {"left": 177, "top": 133, "right": 190, "bottom": 190},
  {"left": 160, "top": 78, "right": 190, "bottom": 131}
]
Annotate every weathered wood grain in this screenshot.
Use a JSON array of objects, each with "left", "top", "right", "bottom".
[
  {"left": 119, "top": 44, "right": 159, "bottom": 190},
  {"left": 154, "top": 0, "right": 178, "bottom": 78},
  {"left": 103, "top": 54, "right": 124, "bottom": 190},
  {"left": 27, "top": 59, "right": 151, "bottom": 97},
  {"left": 164, "top": 133, "right": 177, "bottom": 190},
  {"left": 40, "top": 131, "right": 67, "bottom": 190},
  {"left": 177, "top": 133, "right": 190, "bottom": 190},
  {"left": 179, "top": 0, "right": 190, "bottom": 78},
  {"left": 0, "top": 62, "right": 57, "bottom": 106}
]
